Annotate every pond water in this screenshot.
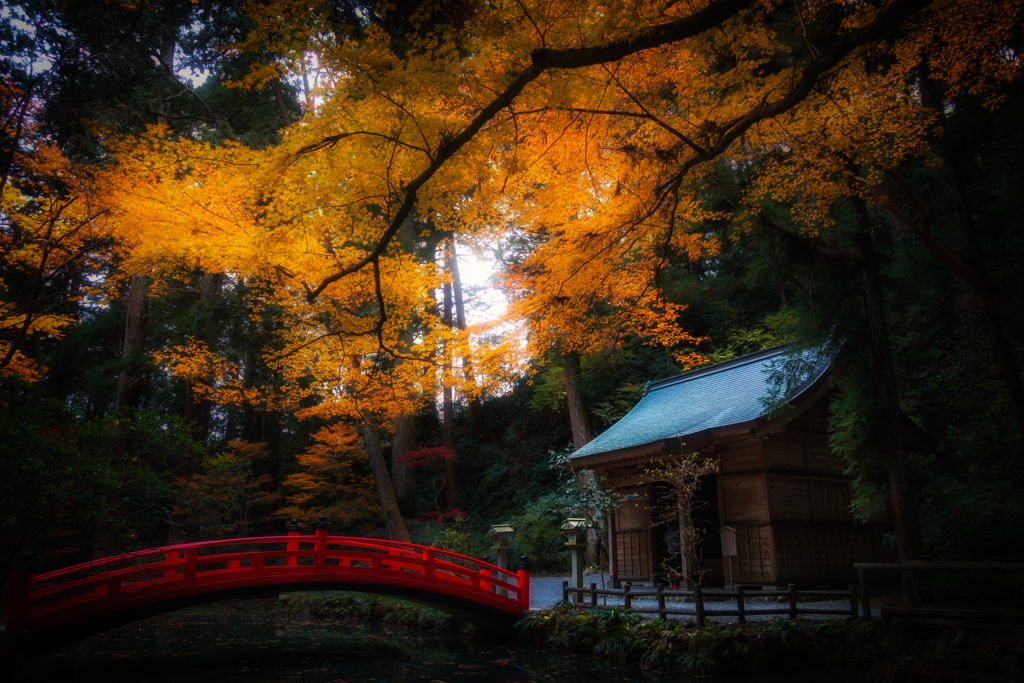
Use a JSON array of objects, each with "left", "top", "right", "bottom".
[{"left": 13, "top": 597, "right": 863, "bottom": 682}]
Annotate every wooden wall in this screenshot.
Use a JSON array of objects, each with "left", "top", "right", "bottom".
[
  {"left": 716, "top": 395, "right": 896, "bottom": 584},
  {"left": 772, "top": 523, "right": 897, "bottom": 582},
  {"left": 602, "top": 394, "right": 896, "bottom": 586}
]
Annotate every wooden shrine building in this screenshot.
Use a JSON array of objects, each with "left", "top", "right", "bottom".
[{"left": 570, "top": 343, "right": 897, "bottom": 588}]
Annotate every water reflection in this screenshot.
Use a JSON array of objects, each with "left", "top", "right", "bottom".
[{"left": 14, "top": 597, "right": 862, "bottom": 682}]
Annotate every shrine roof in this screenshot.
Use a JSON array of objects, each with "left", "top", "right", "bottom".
[{"left": 570, "top": 342, "right": 831, "bottom": 463}]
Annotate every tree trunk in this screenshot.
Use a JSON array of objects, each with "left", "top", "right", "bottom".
[
  {"left": 562, "top": 351, "right": 593, "bottom": 449},
  {"left": 391, "top": 214, "right": 418, "bottom": 506},
  {"left": 358, "top": 422, "right": 411, "bottom": 543},
  {"left": 441, "top": 279, "right": 461, "bottom": 511},
  {"left": 852, "top": 215, "right": 920, "bottom": 605},
  {"left": 392, "top": 413, "right": 417, "bottom": 508},
  {"left": 563, "top": 350, "right": 596, "bottom": 562},
  {"left": 447, "top": 238, "right": 485, "bottom": 435},
  {"left": 116, "top": 273, "right": 148, "bottom": 412}
]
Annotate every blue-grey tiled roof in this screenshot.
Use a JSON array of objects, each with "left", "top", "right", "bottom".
[{"left": 571, "top": 342, "right": 830, "bottom": 460}]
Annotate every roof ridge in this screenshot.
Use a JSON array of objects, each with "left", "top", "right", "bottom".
[{"left": 646, "top": 341, "right": 796, "bottom": 393}]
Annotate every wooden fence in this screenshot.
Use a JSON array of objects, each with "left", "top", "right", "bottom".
[
  {"left": 853, "top": 561, "right": 1024, "bottom": 623},
  {"left": 561, "top": 581, "right": 859, "bottom": 627}
]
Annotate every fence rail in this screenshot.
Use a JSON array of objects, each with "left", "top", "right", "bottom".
[{"left": 561, "top": 581, "right": 859, "bottom": 627}]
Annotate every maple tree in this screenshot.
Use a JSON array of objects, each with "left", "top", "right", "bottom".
[{"left": 275, "top": 423, "right": 382, "bottom": 533}]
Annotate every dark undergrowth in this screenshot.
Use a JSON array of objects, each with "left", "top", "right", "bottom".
[
  {"left": 515, "top": 602, "right": 1024, "bottom": 682},
  {"left": 275, "top": 594, "right": 1024, "bottom": 681}
]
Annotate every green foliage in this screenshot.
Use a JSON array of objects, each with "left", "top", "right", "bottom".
[
  {"left": 429, "top": 515, "right": 488, "bottom": 560},
  {"left": 527, "top": 364, "right": 567, "bottom": 413},
  {"left": 590, "top": 382, "right": 645, "bottom": 427},
  {"left": 702, "top": 308, "right": 798, "bottom": 366},
  {"left": 0, "top": 379, "right": 202, "bottom": 575},
  {"left": 0, "top": 378, "right": 110, "bottom": 573},
  {"left": 508, "top": 492, "right": 570, "bottom": 574}
]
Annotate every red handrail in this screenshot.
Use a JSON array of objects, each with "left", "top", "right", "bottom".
[{"left": 5, "top": 523, "right": 530, "bottom": 634}]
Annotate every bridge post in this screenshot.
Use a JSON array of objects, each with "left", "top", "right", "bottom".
[
  {"left": 287, "top": 519, "right": 299, "bottom": 567},
  {"left": 517, "top": 555, "right": 531, "bottom": 611},
  {"left": 164, "top": 551, "right": 182, "bottom": 581},
  {"left": 182, "top": 546, "right": 197, "bottom": 586},
  {"left": 480, "top": 556, "right": 491, "bottom": 593},
  {"left": 424, "top": 547, "right": 435, "bottom": 581},
  {"left": 314, "top": 516, "right": 328, "bottom": 570},
  {"left": 4, "top": 556, "right": 34, "bottom": 631}
]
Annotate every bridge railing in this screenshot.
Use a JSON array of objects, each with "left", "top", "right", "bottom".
[{"left": 5, "top": 519, "right": 530, "bottom": 633}]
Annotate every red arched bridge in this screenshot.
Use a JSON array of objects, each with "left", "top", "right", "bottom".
[{"left": 5, "top": 520, "right": 530, "bottom": 650}]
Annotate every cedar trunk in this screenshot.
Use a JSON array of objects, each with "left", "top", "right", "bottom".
[
  {"left": 391, "top": 215, "right": 418, "bottom": 504},
  {"left": 447, "top": 238, "right": 485, "bottom": 434},
  {"left": 116, "top": 273, "right": 148, "bottom": 412},
  {"left": 562, "top": 350, "right": 596, "bottom": 563},
  {"left": 442, "top": 279, "right": 461, "bottom": 511},
  {"left": 562, "top": 351, "right": 593, "bottom": 449},
  {"left": 392, "top": 413, "right": 417, "bottom": 506},
  {"left": 853, "top": 224, "right": 921, "bottom": 604}
]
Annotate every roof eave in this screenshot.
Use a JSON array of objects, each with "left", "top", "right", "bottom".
[
  {"left": 571, "top": 348, "right": 835, "bottom": 467},
  {"left": 570, "top": 420, "right": 760, "bottom": 468},
  {"left": 570, "top": 438, "right": 680, "bottom": 468}
]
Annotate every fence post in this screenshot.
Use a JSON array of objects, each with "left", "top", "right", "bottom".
[
  {"left": 695, "top": 584, "right": 705, "bottom": 628},
  {"left": 517, "top": 556, "right": 531, "bottom": 611},
  {"left": 287, "top": 518, "right": 299, "bottom": 567},
  {"left": 657, "top": 583, "right": 666, "bottom": 620},
  {"left": 859, "top": 567, "right": 871, "bottom": 619},
  {"left": 849, "top": 584, "right": 858, "bottom": 619},
  {"left": 623, "top": 583, "right": 632, "bottom": 611},
  {"left": 562, "top": 580, "right": 569, "bottom": 603},
  {"left": 590, "top": 582, "right": 597, "bottom": 608},
  {"left": 788, "top": 584, "right": 797, "bottom": 621},
  {"left": 314, "top": 516, "right": 328, "bottom": 571},
  {"left": 737, "top": 585, "right": 746, "bottom": 625}
]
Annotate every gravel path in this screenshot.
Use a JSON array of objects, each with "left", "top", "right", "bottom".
[{"left": 528, "top": 574, "right": 881, "bottom": 622}]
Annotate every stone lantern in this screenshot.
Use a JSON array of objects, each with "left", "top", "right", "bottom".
[
  {"left": 561, "top": 518, "right": 591, "bottom": 603},
  {"left": 488, "top": 523, "right": 515, "bottom": 598},
  {"left": 488, "top": 523, "right": 514, "bottom": 571}
]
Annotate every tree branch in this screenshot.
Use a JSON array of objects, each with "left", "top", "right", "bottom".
[{"left": 303, "top": 0, "right": 759, "bottom": 301}]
